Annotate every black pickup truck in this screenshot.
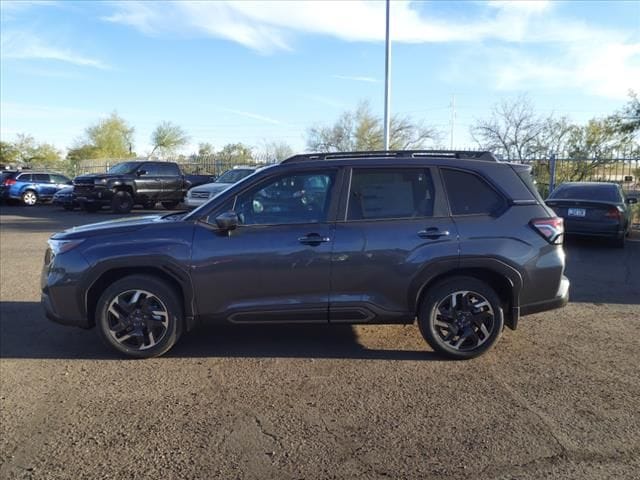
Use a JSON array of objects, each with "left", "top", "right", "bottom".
[{"left": 73, "top": 161, "right": 192, "bottom": 213}]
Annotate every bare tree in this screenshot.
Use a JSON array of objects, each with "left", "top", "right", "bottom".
[
  {"left": 307, "top": 101, "right": 440, "bottom": 152},
  {"left": 470, "top": 95, "right": 547, "bottom": 160},
  {"left": 150, "top": 121, "right": 189, "bottom": 157}
]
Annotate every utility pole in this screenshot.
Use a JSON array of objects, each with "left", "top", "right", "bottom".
[
  {"left": 383, "top": 0, "right": 391, "bottom": 151},
  {"left": 449, "top": 94, "right": 456, "bottom": 150}
]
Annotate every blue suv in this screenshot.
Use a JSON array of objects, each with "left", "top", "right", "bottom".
[{"left": 2, "top": 171, "right": 71, "bottom": 206}]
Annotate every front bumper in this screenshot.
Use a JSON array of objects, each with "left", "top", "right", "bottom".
[
  {"left": 185, "top": 196, "right": 208, "bottom": 208},
  {"left": 520, "top": 275, "right": 570, "bottom": 316}
]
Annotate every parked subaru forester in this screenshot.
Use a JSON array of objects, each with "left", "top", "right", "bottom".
[{"left": 42, "top": 151, "right": 569, "bottom": 359}]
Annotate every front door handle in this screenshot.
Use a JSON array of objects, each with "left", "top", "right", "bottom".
[
  {"left": 418, "top": 228, "right": 451, "bottom": 239},
  {"left": 298, "top": 233, "right": 331, "bottom": 246}
]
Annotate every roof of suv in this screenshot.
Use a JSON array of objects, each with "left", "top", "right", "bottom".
[{"left": 282, "top": 150, "right": 498, "bottom": 164}]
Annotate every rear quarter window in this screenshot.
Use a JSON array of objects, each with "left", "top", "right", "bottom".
[{"left": 441, "top": 168, "right": 505, "bottom": 215}]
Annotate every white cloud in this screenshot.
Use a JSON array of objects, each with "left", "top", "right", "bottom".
[
  {"left": 1, "top": 30, "right": 109, "bottom": 69},
  {"left": 221, "top": 108, "right": 284, "bottom": 125},
  {"left": 332, "top": 75, "right": 378, "bottom": 83}
]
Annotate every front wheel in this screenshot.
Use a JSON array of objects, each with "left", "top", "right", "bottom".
[
  {"left": 96, "top": 275, "right": 183, "bottom": 358},
  {"left": 418, "top": 277, "right": 504, "bottom": 360},
  {"left": 111, "top": 190, "right": 134, "bottom": 214},
  {"left": 22, "top": 190, "right": 38, "bottom": 206}
]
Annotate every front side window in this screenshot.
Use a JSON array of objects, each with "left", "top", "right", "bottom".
[
  {"left": 234, "top": 171, "right": 335, "bottom": 225},
  {"left": 141, "top": 164, "right": 161, "bottom": 176},
  {"left": 348, "top": 168, "right": 436, "bottom": 220},
  {"left": 108, "top": 162, "right": 140, "bottom": 175},
  {"left": 441, "top": 169, "right": 504, "bottom": 215}
]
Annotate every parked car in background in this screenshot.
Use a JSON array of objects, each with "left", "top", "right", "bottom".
[
  {"left": 184, "top": 167, "right": 257, "bottom": 208},
  {"left": 2, "top": 171, "right": 71, "bottom": 206},
  {"left": 546, "top": 182, "right": 636, "bottom": 247},
  {"left": 185, "top": 173, "right": 217, "bottom": 190},
  {"left": 52, "top": 186, "right": 78, "bottom": 210},
  {"left": 42, "top": 150, "right": 569, "bottom": 359},
  {"left": 73, "top": 161, "right": 189, "bottom": 214}
]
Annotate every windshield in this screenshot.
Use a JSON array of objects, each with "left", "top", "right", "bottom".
[
  {"left": 550, "top": 184, "right": 621, "bottom": 202},
  {"left": 108, "top": 162, "right": 141, "bottom": 175},
  {"left": 216, "top": 169, "right": 254, "bottom": 184}
]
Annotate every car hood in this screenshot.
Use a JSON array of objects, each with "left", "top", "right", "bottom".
[
  {"left": 190, "top": 182, "right": 233, "bottom": 193},
  {"left": 54, "top": 187, "right": 74, "bottom": 195},
  {"left": 51, "top": 214, "right": 180, "bottom": 240},
  {"left": 74, "top": 173, "right": 128, "bottom": 182}
]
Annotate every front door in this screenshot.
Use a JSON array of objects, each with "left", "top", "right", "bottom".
[
  {"left": 190, "top": 169, "right": 340, "bottom": 323},
  {"left": 330, "top": 167, "right": 459, "bottom": 323},
  {"left": 135, "top": 163, "right": 163, "bottom": 199}
]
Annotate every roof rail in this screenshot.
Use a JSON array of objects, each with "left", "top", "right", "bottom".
[{"left": 281, "top": 150, "right": 498, "bottom": 163}]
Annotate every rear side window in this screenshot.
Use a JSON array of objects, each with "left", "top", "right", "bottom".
[
  {"left": 442, "top": 169, "right": 504, "bottom": 215},
  {"left": 33, "top": 174, "right": 50, "bottom": 183},
  {"left": 348, "top": 169, "right": 436, "bottom": 220},
  {"left": 157, "top": 163, "right": 181, "bottom": 176},
  {"left": 17, "top": 174, "right": 33, "bottom": 182}
]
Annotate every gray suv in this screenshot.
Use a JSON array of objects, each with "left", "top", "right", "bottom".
[{"left": 42, "top": 151, "right": 569, "bottom": 359}]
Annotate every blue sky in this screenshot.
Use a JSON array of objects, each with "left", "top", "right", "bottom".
[{"left": 1, "top": 0, "right": 639, "bottom": 155}]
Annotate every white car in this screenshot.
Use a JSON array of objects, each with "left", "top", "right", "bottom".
[{"left": 185, "top": 167, "right": 256, "bottom": 208}]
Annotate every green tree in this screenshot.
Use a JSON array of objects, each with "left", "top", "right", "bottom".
[
  {"left": 307, "top": 101, "right": 439, "bottom": 152},
  {"left": 197, "top": 142, "right": 214, "bottom": 157},
  {"left": 81, "top": 112, "right": 135, "bottom": 158},
  {"left": 216, "top": 143, "right": 254, "bottom": 164},
  {"left": 2, "top": 134, "right": 61, "bottom": 168},
  {"left": 150, "top": 121, "right": 189, "bottom": 157},
  {"left": 0, "top": 141, "right": 19, "bottom": 166}
]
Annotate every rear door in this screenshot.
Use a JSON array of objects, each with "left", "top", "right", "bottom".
[
  {"left": 135, "top": 163, "right": 163, "bottom": 199},
  {"left": 33, "top": 174, "right": 56, "bottom": 197},
  {"left": 158, "top": 163, "right": 183, "bottom": 200},
  {"left": 329, "top": 166, "right": 458, "bottom": 323}
]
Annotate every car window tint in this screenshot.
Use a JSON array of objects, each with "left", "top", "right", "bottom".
[
  {"left": 442, "top": 169, "right": 504, "bottom": 215},
  {"left": 157, "top": 163, "right": 180, "bottom": 176},
  {"left": 33, "top": 174, "right": 50, "bottom": 183},
  {"left": 142, "top": 164, "right": 161, "bottom": 176},
  {"left": 51, "top": 174, "right": 69, "bottom": 183},
  {"left": 17, "top": 174, "right": 32, "bottom": 182},
  {"left": 551, "top": 185, "right": 620, "bottom": 202},
  {"left": 348, "top": 169, "right": 435, "bottom": 220},
  {"left": 235, "top": 171, "right": 335, "bottom": 225}
]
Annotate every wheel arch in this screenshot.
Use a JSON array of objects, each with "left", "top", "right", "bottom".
[
  {"left": 413, "top": 258, "right": 523, "bottom": 330},
  {"left": 85, "top": 264, "right": 196, "bottom": 330}
]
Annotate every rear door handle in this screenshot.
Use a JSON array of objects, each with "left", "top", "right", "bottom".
[
  {"left": 418, "top": 228, "right": 451, "bottom": 239},
  {"left": 298, "top": 233, "right": 331, "bottom": 246}
]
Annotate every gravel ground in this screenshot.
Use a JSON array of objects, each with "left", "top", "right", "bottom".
[{"left": 1, "top": 205, "right": 639, "bottom": 480}]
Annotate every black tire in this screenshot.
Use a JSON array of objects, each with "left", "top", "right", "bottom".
[
  {"left": 95, "top": 275, "right": 183, "bottom": 358},
  {"left": 161, "top": 200, "right": 180, "bottom": 210},
  {"left": 418, "top": 276, "right": 504, "bottom": 360},
  {"left": 83, "top": 203, "right": 100, "bottom": 213},
  {"left": 21, "top": 190, "right": 38, "bottom": 206},
  {"left": 111, "top": 190, "right": 134, "bottom": 214}
]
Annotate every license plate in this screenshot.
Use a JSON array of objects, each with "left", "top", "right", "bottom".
[{"left": 568, "top": 208, "right": 586, "bottom": 217}]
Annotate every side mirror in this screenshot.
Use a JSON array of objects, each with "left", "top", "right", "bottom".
[
  {"left": 137, "top": 169, "right": 148, "bottom": 176},
  {"left": 215, "top": 211, "right": 238, "bottom": 231},
  {"left": 626, "top": 197, "right": 638, "bottom": 204}
]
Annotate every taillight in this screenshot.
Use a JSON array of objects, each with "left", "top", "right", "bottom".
[
  {"left": 531, "top": 217, "right": 564, "bottom": 244},
  {"left": 3, "top": 178, "right": 16, "bottom": 186},
  {"left": 604, "top": 207, "right": 622, "bottom": 220}
]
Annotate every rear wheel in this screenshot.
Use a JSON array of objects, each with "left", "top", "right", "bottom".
[
  {"left": 418, "top": 276, "right": 504, "bottom": 360},
  {"left": 96, "top": 275, "right": 183, "bottom": 358},
  {"left": 21, "top": 190, "right": 38, "bottom": 206},
  {"left": 111, "top": 190, "right": 134, "bottom": 214},
  {"left": 162, "top": 200, "right": 180, "bottom": 210}
]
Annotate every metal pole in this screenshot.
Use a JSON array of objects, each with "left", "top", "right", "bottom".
[
  {"left": 549, "top": 152, "right": 557, "bottom": 194},
  {"left": 449, "top": 94, "right": 455, "bottom": 149},
  {"left": 383, "top": 0, "right": 391, "bottom": 151}
]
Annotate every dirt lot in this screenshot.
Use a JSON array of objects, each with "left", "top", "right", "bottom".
[{"left": 1, "top": 205, "right": 639, "bottom": 479}]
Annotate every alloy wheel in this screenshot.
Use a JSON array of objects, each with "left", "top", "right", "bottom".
[
  {"left": 106, "top": 289, "right": 170, "bottom": 351},
  {"left": 431, "top": 290, "right": 495, "bottom": 351},
  {"left": 23, "top": 191, "right": 37, "bottom": 205}
]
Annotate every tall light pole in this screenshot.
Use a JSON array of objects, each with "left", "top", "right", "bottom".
[{"left": 383, "top": 0, "right": 391, "bottom": 151}]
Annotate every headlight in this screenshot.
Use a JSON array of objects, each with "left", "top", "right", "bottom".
[
  {"left": 47, "top": 238, "right": 85, "bottom": 255},
  {"left": 95, "top": 178, "right": 108, "bottom": 185}
]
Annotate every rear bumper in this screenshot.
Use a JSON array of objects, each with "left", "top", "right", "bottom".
[
  {"left": 520, "top": 275, "right": 570, "bottom": 316},
  {"left": 564, "top": 219, "right": 624, "bottom": 238}
]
